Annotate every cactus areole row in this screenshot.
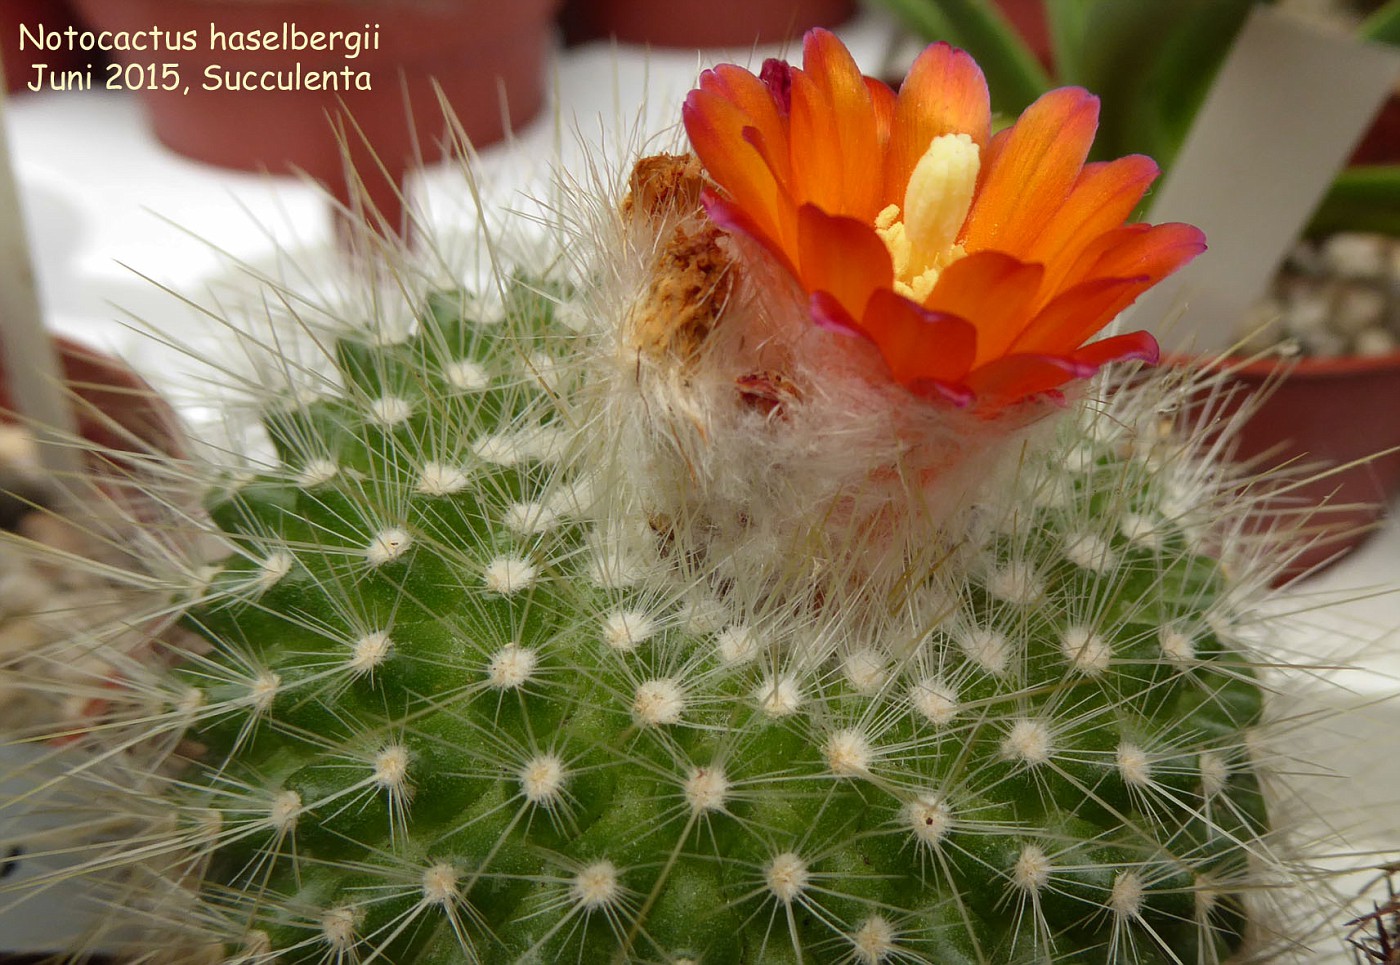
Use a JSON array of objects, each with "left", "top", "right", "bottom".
[{"left": 28, "top": 29, "right": 1318, "bottom": 965}]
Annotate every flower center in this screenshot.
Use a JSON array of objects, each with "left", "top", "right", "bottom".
[{"left": 875, "top": 132, "right": 981, "bottom": 303}]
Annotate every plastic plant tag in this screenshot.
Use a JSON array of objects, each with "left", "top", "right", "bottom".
[
  {"left": 0, "top": 744, "right": 122, "bottom": 954},
  {"left": 1128, "top": 5, "right": 1400, "bottom": 353}
]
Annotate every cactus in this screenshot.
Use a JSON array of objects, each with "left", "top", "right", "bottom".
[{"left": 0, "top": 28, "right": 1365, "bottom": 965}]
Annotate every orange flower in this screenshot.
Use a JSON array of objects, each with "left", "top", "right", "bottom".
[{"left": 682, "top": 29, "right": 1205, "bottom": 409}]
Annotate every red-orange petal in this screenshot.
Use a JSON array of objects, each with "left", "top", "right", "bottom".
[
  {"left": 922, "top": 251, "right": 1045, "bottom": 366},
  {"left": 796, "top": 204, "right": 893, "bottom": 322},
  {"left": 1006, "top": 276, "right": 1151, "bottom": 357},
  {"left": 1022, "top": 155, "right": 1160, "bottom": 294},
  {"left": 866, "top": 76, "right": 897, "bottom": 152},
  {"left": 1009, "top": 222, "right": 1201, "bottom": 358},
  {"left": 967, "top": 331, "right": 1160, "bottom": 407},
  {"left": 961, "top": 87, "right": 1100, "bottom": 257},
  {"left": 699, "top": 64, "right": 793, "bottom": 190},
  {"left": 789, "top": 30, "right": 883, "bottom": 219},
  {"left": 858, "top": 288, "right": 978, "bottom": 386},
  {"left": 703, "top": 193, "right": 800, "bottom": 280},
  {"left": 963, "top": 354, "right": 1088, "bottom": 406},
  {"left": 684, "top": 87, "right": 789, "bottom": 247},
  {"left": 1069, "top": 329, "right": 1160, "bottom": 368},
  {"left": 884, "top": 42, "right": 992, "bottom": 208},
  {"left": 1065, "top": 222, "right": 1207, "bottom": 293}
]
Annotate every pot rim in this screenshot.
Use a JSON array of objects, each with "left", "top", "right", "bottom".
[{"left": 1165, "top": 348, "right": 1400, "bottom": 380}]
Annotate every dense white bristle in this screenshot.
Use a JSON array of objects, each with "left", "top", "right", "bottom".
[
  {"left": 484, "top": 555, "right": 538, "bottom": 594},
  {"left": 633, "top": 678, "right": 684, "bottom": 726},
  {"left": 520, "top": 754, "right": 567, "bottom": 806},
  {"left": 365, "top": 527, "right": 412, "bottom": 566},
  {"left": 684, "top": 765, "right": 729, "bottom": 814},
  {"left": 602, "top": 610, "right": 656, "bottom": 652},
  {"left": 487, "top": 643, "right": 538, "bottom": 689},
  {"left": 571, "top": 861, "right": 621, "bottom": 910},
  {"left": 1002, "top": 719, "right": 1053, "bottom": 766},
  {"left": 764, "top": 852, "right": 809, "bottom": 904}
]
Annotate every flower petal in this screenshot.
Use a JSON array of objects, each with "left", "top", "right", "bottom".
[
  {"left": 1023, "top": 155, "right": 1161, "bottom": 293},
  {"left": 963, "top": 354, "right": 1090, "bottom": 406},
  {"left": 967, "top": 331, "right": 1160, "bottom": 408},
  {"left": 1070, "top": 330, "right": 1161, "bottom": 368},
  {"left": 961, "top": 87, "right": 1100, "bottom": 257},
  {"left": 1006, "top": 276, "right": 1149, "bottom": 357},
  {"left": 922, "top": 251, "right": 1045, "bottom": 366},
  {"left": 1065, "top": 222, "right": 1208, "bottom": 291},
  {"left": 790, "top": 29, "right": 883, "bottom": 219},
  {"left": 703, "top": 193, "right": 800, "bottom": 279},
  {"left": 884, "top": 42, "right": 992, "bottom": 209},
  {"left": 796, "top": 204, "right": 893, "bottom": 321},
  {"left": 684, "top": 86, "right": 790, "bottom": 246},
  {"left": 858, "top": 288, "right": 978, "bottom": 386}
]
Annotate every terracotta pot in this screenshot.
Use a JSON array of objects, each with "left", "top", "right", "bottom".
[
  {"left": 2, "top": 0, "right": 88, "bottom": 94},
  {"left": 561, "top": 0, "right": 854, "bottom": 48},
  {"left": 1188, "top": 350, "right": 1400, "bottom": 581},
  {"left": 0, "top": 336, "right": 184, "bottom": 461},
  {"left": 993, "top": 0, "right": 1053, "bottom": 71},
  {"left": 71, "top": 0, "right": 559, "bottom": 235}
]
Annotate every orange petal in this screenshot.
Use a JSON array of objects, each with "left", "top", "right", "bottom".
[
  {"left": 884, "top": 43, "right": 992, "bottom": 208},
  {"left": 704, "top": 193, "right": 800, "bottom": 279},
  {"left": 858, "top": 288, "right": 978, "bottom": 387},
  {"left": 796, "top": 204, "right": 893, "bottom": 322},
  {"left": 789, "top": 30, "right": 883, "bottom": 219},
  {"left": 1008, "top": 222, "right": 1201, "bottom": 357},
  {"left": 684, "top": 87, "right": 789, "bottom": 246},
  {"left": 1069, "top": 330, "right": 1160, "bottom": 368},
  {"left": 1022, "top": 155, "right": 1160, "bottom": 293},
  {"left": 1075, "top": 222, "right": 1209, "bottom": 285},
  {"left": 922, "top": 251, "right": 1045, "bottom": 366},
  {"left": 866, "top": 76, "right": 897, "bottom": 152},
  {"left": 960, "top": 87, "right": 1100, "bottom": 257},
  {"left": 700, "top": 63, "right": 793, "bottom": 190},
  {"left": 1065, "top": 222, "right": 1207, "bottom": 292},
  {"left": 1006, "top": 276, "right": 1150, "bottom": 357},
  {"left": 964, "top": 354, "right": 1087, "bottom": 406}
]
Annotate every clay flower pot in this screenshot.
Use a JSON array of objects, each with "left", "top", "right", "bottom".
[
  {"left": 0, "top": 335, "right": 184, "bottom": 460},
  {"left": 1195, "top": 350, "right": 1400, "bottom": 580},
  {"left": 71, "top": 0, "right": 559, "bottom": 235},
  {"left": 2, "top": 0, "right": 87, "bottom": 94},
  {"left": 561, "top": 0, "right": 854, "bottom": 48}
]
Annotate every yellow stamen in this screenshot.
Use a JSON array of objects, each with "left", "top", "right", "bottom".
[{"left": 876, "top": 133, "right": 980, "bottom": 303}]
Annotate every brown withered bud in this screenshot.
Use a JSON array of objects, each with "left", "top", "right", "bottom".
[{"left": 621, "top": 153, "right": 734, "bottom": 366}]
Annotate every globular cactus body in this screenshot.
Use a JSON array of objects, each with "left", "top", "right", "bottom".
[{"left": 172, "top": 268, "right": 1269, "bottom": 964}]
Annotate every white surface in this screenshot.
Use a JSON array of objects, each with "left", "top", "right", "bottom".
[{"left": 2, "top": 12, "right": 1399, "bottom": 959}]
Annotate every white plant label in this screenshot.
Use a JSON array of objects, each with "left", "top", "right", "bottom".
[{"left": 1130, "top": 6, "right": 1400, "bottom": 353}]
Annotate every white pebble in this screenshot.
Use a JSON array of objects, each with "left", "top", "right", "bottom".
[
  {"left": 1355, "top": 326, "right": 1398, "bottom": 357},
  {"left": 1323, "top": 232, "right": 1387, "bottom": 279}
]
